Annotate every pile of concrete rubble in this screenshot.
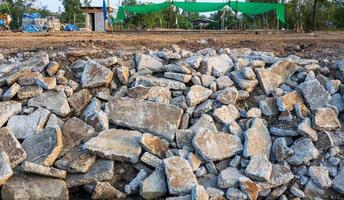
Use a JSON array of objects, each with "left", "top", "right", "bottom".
[{"left": 0, "top": 46, "right": 344, "bottom": 200}]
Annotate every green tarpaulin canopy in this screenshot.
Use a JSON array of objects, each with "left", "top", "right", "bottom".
[{"left": 115, "top": 1, "right": 285, "bottom": 24}]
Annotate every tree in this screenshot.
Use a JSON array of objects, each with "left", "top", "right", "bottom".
[
  {"left": 0, "top": 0, "right": 37, "bottom": 28},
  {"left": 332, "top": 0, "right": 344, "bottom": 28},
  {"left": 60, "top": 0, "right": 83, "bottom": 25}
]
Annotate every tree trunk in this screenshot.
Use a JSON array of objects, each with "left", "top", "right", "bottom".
[{"left": 312, "top": 0, "right": 317, "bottom": 31}]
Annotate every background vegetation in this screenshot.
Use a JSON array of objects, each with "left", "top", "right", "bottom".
[{"left": 0, "top": 0, "right": 343, "bottom": 31}]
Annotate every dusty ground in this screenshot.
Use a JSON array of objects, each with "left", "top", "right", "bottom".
[{"left": 0, "top": 31, "right": 343, "bottom": 61}]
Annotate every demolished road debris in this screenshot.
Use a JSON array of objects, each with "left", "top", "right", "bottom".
[{"left": 0, "top": 46, "right": 343, "bottom": 200}]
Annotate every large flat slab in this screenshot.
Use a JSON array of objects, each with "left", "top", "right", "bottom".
[
  {"left": 1, "top": 174, "right": 68, "bottom": 200},
  {"left": 84, "top": 129, "right": 142, "bottom": 163},
  {"left": 106, "top": 97, "right": 183, "bottom": 141}
]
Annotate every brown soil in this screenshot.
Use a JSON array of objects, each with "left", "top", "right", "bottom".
[{"left": 0, "top": 31, "right": 343, "bottom": 60}]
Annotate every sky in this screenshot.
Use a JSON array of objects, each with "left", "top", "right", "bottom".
[{"left": 35, "top": 0, "right": 230, "bottom": 12}]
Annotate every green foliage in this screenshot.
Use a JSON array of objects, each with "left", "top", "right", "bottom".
[
  {"left": 285, "top": 0, "right": 344, "bottom": 31},
  {"left": 60, "top": 0, "right": 84, "bottom": 25},
  {"left": 0, "top": 0, "right": 37, "bottom": 28}
]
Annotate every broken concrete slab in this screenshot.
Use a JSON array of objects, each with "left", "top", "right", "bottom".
[
  {"left": 82, "top": 98, "right": 109, "bottom": 131},
  {"left": 135, "top": 75, "right": 186, "bottom": 90},
  {"left": 332, "top": 170, "right": 344, "bottom": 194},
  {"left": 46, "top": 61, "right": 60, "bottom": 76},
  {"left": 215, "top": 87, "right": 238, "bottom": 105},
  {"left": 258, "top": 164, "right": 294, "bottom": 190},
  {"left": 21, "top": 161, "right": 67, "bottom": 179},
  {"left": 1, "top": 173, "right": 69, "bottom": 200},
  {"left": 259, "top": 97, "right": 279, "bottom": 116},
  {"left": 313, "top": 107, "right": 341, "bottom": 131},
  {"left": 297, "top": 117, "right": 318, "bottom": 141},
  {"left": 308, "top": 166, "right": 332, "bottom": 189},
  {"left": 0, "top": 127, "right": 27, "bottom": 168},
  {"left": 0, "top": 150, "right": 13, "bottom": 186},
  {"left": 0, "top": 100, "right": 21, "bottom": 127},
  {"left": 164, "top": 72, "right": 192, "bottom": 83},
  {"left": 81, "top": 61, "right": 113, "bottom": 88},
  {"left": 17, "top": 85, "right": 43, "bottom": 99},
  {"left": 28, "top": 91, "right": 71, "bottom": 117},
  {"left": 1, "top": 83, "right": 20, "bottom": 101},
  {"left": 147, "top": 86, "right": 171, "bottom": 104},
  {"left": 191, "top": 185, "right": 209, "bottom": 200},
  {"left": 239, "top": 178, "right": 260, "bottom": 200},
  {"left": 140, "top": 168, "right": 168, "bottom": 199},
  {"left": 55, "top": 147, "right": 96, "bottom": 173},
  {"left": 117, "top": 65, "right": 130, "bottom": 85},
  {"left": 270, "top": 60, "right": 300, "bottom": 82},
  {"left": 68, "top": 89, "right": 92, "bottom": 116},
  {"left": 190, "top": 114, "right": 217, "bottom": 133},
  {"left": 243, "top": 118, "right": 271, "bottom": 158},
  {"left": 286, "top": 137, "right": 319, "bottom": 165},
  {"left": 186, "top": 85, "right": 212, "bottom": 107},
  {"left": 91, "top": 182, "right": 126, "bottom": 200},
  {"left": 205, "top": 54, "right": 233, "bottom": 77},
  {"left": 84, "top": 129, "right": 142, "bottom": 163},
  {"left": 245, "top": 155, "right": 272, "bottom": 182},
  {"left": 106, "top": 97, "right": 183, "bottom": 142},
  {"left": 140, "top": 133, "right": 169, "bottom": 158},
  {"left": 164, "top": 156, "right": 198, "bottom": 195},
  {"left": 193, "top": 130, "right": 243, "bottom": 161},
  {"left": 297, "top": 79, "right": 331, "bottom": 111},
  {"left": 276, "top": 91, "right": 304, "bottom": 112},
  {"left": 140, "top": 152, "right": 163, "bottom": 169},
  {"left": 7, "top": 107, "right": 50, "bottom": 139},
  {"left": 22, "top": 127, "right": 63, "bottom": 167},
  {"left": 255, "top": 68, "right": 283, "bottom": 95},
  {"left": 272, "top": 137, "right": 293, "bottom": 161},
  {"left": 136, "top": 53, "right": 163, "bottom": 72},
  {"left": 213, "top": 104, "right": 239, "bottom": 124},
  {"left": 218, "top": 167, "right": 247, "bottom": 188},
  {"left": 66, "top": 159, "right": 114, "bottom": 188},
  {"left": 61, "top": 117, "right": 95, "bottom": 156},
  {"left": 36, "top": 76, "right": 57, "bottom": 90}
]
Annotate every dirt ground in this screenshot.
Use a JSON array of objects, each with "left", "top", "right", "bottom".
[{"left": 0, "top": 31, "right": 343, "bottom": 60}]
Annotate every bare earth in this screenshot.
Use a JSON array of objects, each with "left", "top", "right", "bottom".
[{"left": 0, "top": 31, "right": 343, "bottom": 60}]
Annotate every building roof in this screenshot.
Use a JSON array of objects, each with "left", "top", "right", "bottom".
[
  {"left": 191, "top": 18, "right": 215, "bottom": 24},
  {"left": 80, "top": 6, "right": 114, "bottom": 13}
]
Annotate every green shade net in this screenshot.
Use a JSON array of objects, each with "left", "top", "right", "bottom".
[
  {"left": 173, "top": 2, "right": 228, "bottom": 13},
  {"left": 115, "top": 1, "right": 285, "bottom": 24},
  {"left": 116, "top": 2, "right": 170, "bottom": 23},
  {"left": 229, "top": 2, "right": 285, "bottom": 24}
]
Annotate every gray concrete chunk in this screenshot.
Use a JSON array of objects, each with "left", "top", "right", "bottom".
[
  {"left": 1, "top": 174, "right": 69, "bottom": 200},
  {"left": 28, "top": 91, "right": 71, "bottom": 117},
  {"left": 66, "top": 159, "right": 114, "bottom": 188},
  {"left": 193, "top": 130, "right": 243, "bottom": 162},
  {"left": 84, "top": 129, "right": 142, "bottom": 163},
  {"left": 0, "top": 101, "right": 22, "bottom": 127},
  {"left": 106, "top": 97, "right": 183, "bottom": 141},
  {"left": 164, "top": 156, "right": 198, "bottom": 195},
  {"left": 140, "top": 168, "right": 167, "bottom": 199},
  {"left": 0, "top": 127, "right": 27, "bottom": 168},
  {"left": 0, "top": 150, "right": 13, "bottom": 186},
  {"left": 22, "top": 127, "right": 63, "bottom": 167},
  {"left": 286, "top": 138, "right": 319, "bottom": 165},
  {"left": 297, "top": 79, "right": 331, "bottom": 111},
  {"left": 7, "top": 107, "right": 50, "bottom": 139}
]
